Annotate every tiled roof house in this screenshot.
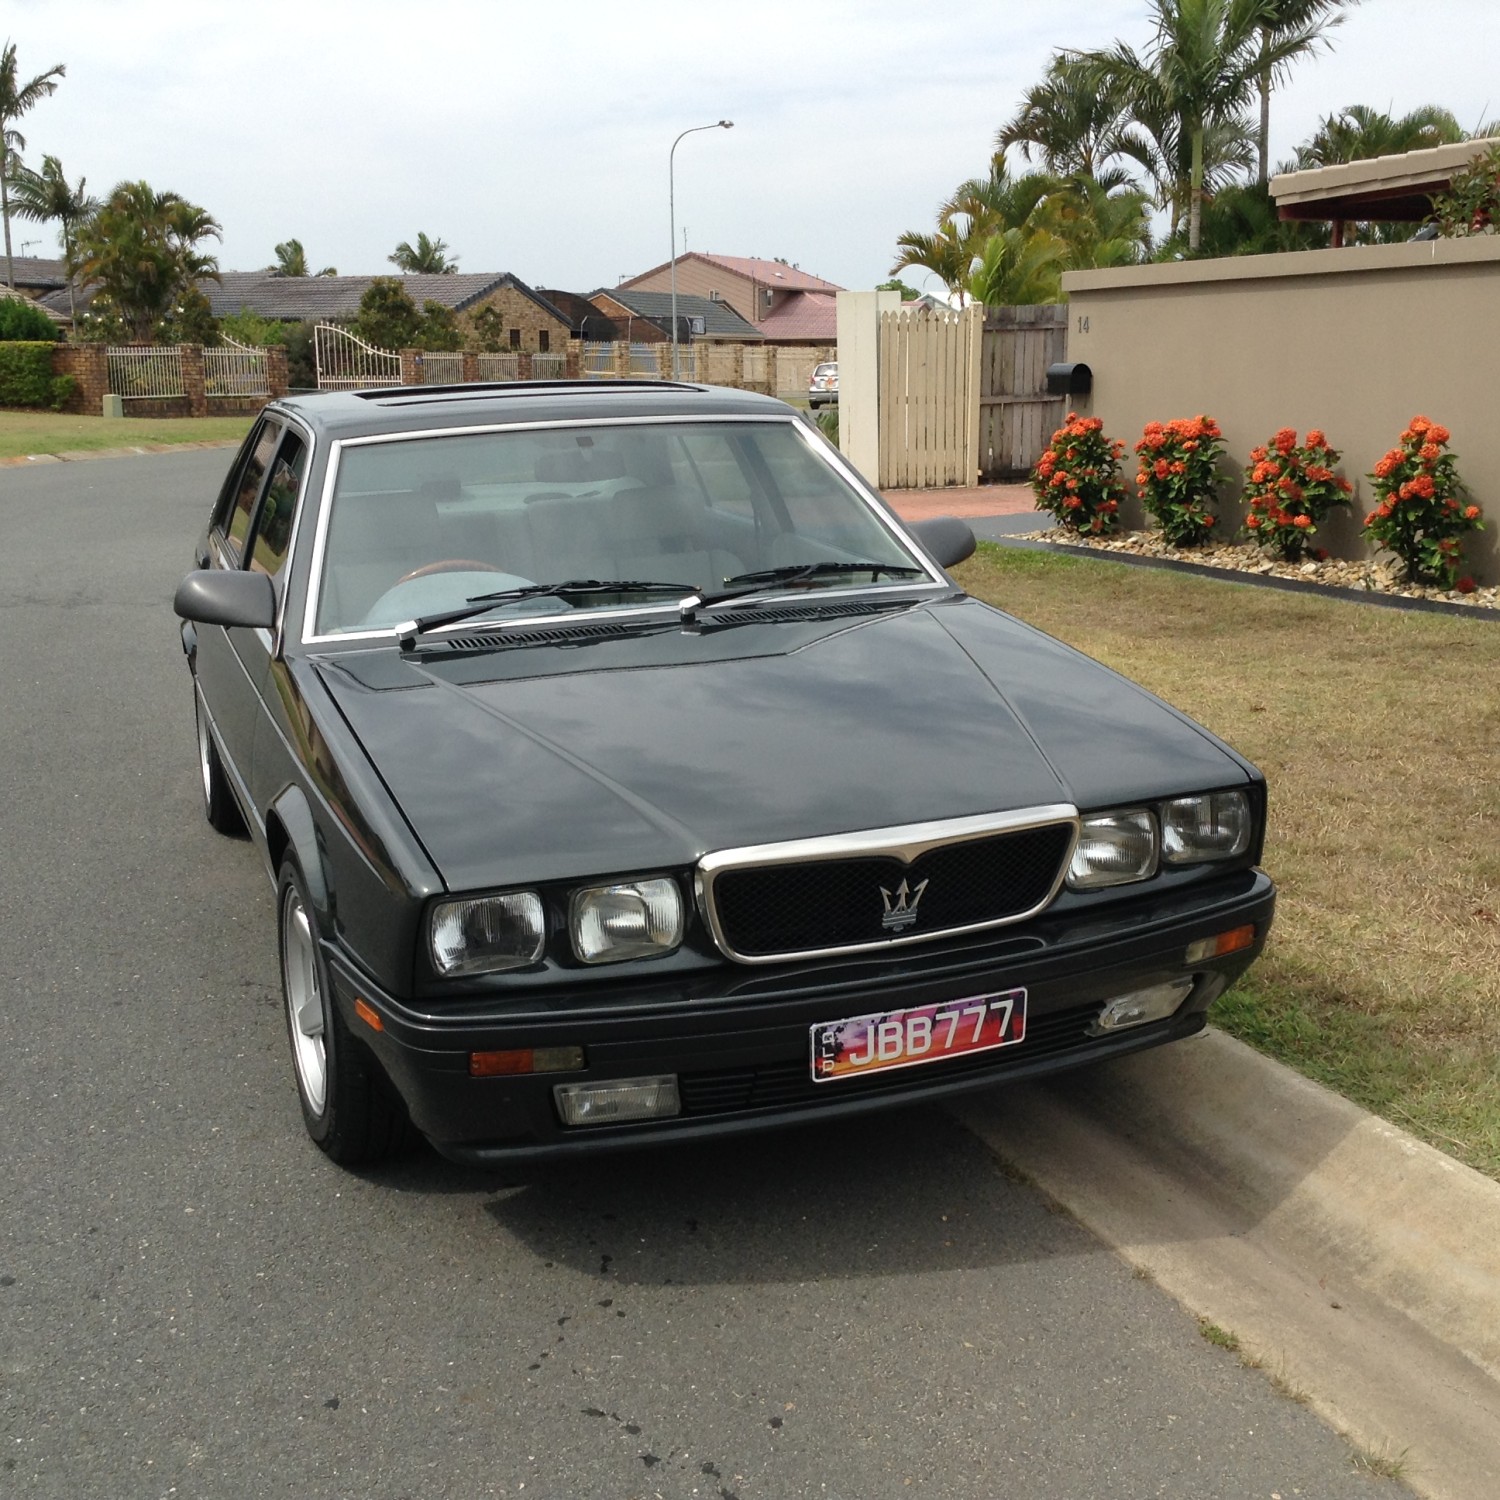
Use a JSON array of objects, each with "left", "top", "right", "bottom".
[
  {"left": 39, "top": 270, "right": 575, "bottom": 353},
  {"left": 586, "top": 287, "right": 762, "bottom": 343},
  {"left": 618, "top": 253, "right": 842, "bottom": 343}
]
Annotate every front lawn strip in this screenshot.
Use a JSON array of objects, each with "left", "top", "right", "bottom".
[
  {"left": 954, "top": 543, "right": 1500, "bottom": 1180},
  {"left": 0, "top": 409, "right": 254, "bottom": 461}
]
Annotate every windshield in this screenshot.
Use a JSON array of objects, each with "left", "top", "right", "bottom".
[{"left": 310, "top": 419, "right": 926, "bottom": 637}]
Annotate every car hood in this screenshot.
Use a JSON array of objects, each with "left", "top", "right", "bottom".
[{"left": 316, "top": 597, "right": 1252, "bottom": 891}]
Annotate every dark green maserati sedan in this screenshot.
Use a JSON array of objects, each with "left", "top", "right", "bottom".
[{"left": 174, "top": 380, "right": 1274, "bottom": 1169}]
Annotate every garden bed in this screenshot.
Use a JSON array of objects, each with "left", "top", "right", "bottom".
[{"left": 1018, "top": 525, "right": 1500, "bottom": 612}]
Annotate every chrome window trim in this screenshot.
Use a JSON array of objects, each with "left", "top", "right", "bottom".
[
  {"left": 696, "top": 804, "right": 1080, "bottom": 965},
  {"left": 297, "top": 414, "right": 948, "bottom": 647}
]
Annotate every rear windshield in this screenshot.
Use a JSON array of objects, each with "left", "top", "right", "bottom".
[{"left": 311, "top": 419, "right": 920, "bottom": 636}]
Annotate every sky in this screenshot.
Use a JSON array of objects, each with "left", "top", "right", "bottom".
[{"left": 6, "top": 0, "right": 1499, "bottom": 298}]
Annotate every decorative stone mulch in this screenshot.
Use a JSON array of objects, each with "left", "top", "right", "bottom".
[{"left": 1018, "top": 526, "right": 1500, "bottom": 612}]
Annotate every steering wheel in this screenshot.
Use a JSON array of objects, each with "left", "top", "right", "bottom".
[{"left": 395, "top": 559, "right": 506, "bottom": 585}]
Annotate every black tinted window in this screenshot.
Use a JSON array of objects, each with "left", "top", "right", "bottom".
[
  {"left": 248, "top": 431, "right": 306, "bottom": 579},
  {"left": 224, "top": 422, "right": 281, "bottom": 560}
]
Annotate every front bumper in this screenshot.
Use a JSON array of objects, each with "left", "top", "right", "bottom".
[{"left": 328, "top": 869, "right": 1274, "bottom": 1164}]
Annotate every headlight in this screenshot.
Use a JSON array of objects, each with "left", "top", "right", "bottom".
[
  {"left": 429, "top": 891, "right": 545, "bottom": 976},
  {"left": 1161, "top": 791, "right": 1252, "bottom": 864},
  {"left": 1067, "top": 809, "right": 1158, "bottom": 889},
  {"left": 570, "top": 878, "right": 684, "bottom": 964}
]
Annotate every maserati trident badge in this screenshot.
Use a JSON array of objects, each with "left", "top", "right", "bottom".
[{"left": 880, "top": 877, "right": 929, "bottom": 932}]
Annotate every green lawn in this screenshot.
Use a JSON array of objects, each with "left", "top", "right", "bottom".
[
  {"left": 0, "top": 409, "right": 253, "bottom": 461},
  {"left": 954, "top": 543, "right": 1500, "bottom": 1180}
]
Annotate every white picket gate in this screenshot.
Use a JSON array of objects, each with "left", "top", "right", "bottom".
[{"left": 877, "top": 306, "right": 983, "bottom": 489}]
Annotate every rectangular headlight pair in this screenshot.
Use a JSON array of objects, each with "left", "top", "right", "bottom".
[
  {"left": 1068, "top": 791, "right": 1252, "bottom": 891},
  {"left": 429, "top": 878, "right": 684, "bottom": 977}
]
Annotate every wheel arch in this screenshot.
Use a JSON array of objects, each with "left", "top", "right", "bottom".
[{"left": 267, "top": 785, "right": 334, "bottom": 930}]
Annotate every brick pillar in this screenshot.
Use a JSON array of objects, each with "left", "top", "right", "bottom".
[
  {"left": 731, "top": 343, "right": 745, "bottom": 390},
  {"left": 657, "top": 345, "right": 672, "bottom": 380},
  {"left": 462, "top": 351, "right": 479, "bottom": 384},
  {"left": 52, "top": 344, "right": 108, "bottom": 413},
  {"left": 180, "top": 344, "right": 208, "bottom": 416},
  {"left": 400, "top": 348, "right": 422, "bottom": 385},
  {"left": 565, "top": 342, "right": 581, "bottom": 380},
  {"left": 265, "top": 345, "right": 289, "bottom": 399}
]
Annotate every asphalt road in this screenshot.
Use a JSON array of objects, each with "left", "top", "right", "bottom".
[{"left": 0, "top": 449, "right": 1408, "bottom": 1500}]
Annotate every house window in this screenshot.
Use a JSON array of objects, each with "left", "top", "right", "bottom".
[
  {"left": 538, "top": 329, "right": 550, "bottom": 353},
  {"left": 509, "top": 328, "right": 521, "bottom": 349}
]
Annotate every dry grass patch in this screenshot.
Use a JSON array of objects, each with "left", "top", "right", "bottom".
[
  {"left": 0, "top": 409, "right": 253, "bottom": 461},
  {"left": 954, "top": 545, "right": 1500, "bottom": 1179}
]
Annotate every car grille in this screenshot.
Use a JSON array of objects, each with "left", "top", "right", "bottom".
[
  {"left": 705, "top": 820, "right": 1074, "bottom": 960},
  {"left": 678, "top": 1000, "right": 1105, "bottom": 1116}
]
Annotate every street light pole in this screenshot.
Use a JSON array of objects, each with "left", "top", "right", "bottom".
[{"left": 669, "top": 119, "right": 732, "bottom": 380}]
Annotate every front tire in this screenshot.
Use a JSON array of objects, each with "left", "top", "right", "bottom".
[
  {"left": 277, "top": 860, "right": 408, "bottom": 1166},
  {"left": 195, "top": 693, "right": 247, "bottom": 837}
]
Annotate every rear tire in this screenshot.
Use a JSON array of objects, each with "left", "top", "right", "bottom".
[
  {"left": 195, "top": 693, "right": 247, "bottom": 837},
  {"left": 277, "top": 859, "right": 409, "bottom": 1167}
]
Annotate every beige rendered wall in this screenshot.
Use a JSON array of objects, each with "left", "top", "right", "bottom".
[{"left": 1062, "top": 237, "right": 1500, "bottom": 584}]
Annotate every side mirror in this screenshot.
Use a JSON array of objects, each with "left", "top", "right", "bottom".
[
  {"left": 909, "top": 516, "right": 977, "bottom": 570},
  {"left": 173, "top": 569, "right": 277, "bottom": 630}
]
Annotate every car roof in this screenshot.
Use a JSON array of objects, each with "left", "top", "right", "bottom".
[{"left": 270, "top": 380, "right": 795, "bottom": 441}]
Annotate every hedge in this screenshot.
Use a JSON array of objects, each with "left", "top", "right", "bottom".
[
  {"left": 0, "top": 298, "right": 61, "bottom": 342},
  {"left": 0, "top": 342, "right": 75, "bottom": 409}
]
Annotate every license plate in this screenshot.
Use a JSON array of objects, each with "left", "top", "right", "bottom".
[{"left": 810, "top": 989, "right": 1027, "bottom": 1083}]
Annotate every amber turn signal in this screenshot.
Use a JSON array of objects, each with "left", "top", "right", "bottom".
[
  {"left": 1184, "top": 925, "right": 1256, "bottom": 964},
  {"left": 353, "top": 998, "right": 384, "bottom": 1032},
  {"left": 470, "top": 1046, "right": 584, "bottom": 1078}
]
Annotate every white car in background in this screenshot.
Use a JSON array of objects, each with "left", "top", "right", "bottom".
[{"left": 808, "top": 361, "right": 838, "bottom": 409}]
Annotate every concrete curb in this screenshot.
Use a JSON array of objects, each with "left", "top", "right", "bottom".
[
  {"left": 950, "top": 1029, "right": 1500, "bottom": 1499},
  {"left": 987, "top": 534, "right": 1500, "bottom": 621}
]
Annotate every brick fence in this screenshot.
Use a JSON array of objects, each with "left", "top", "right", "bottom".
[{"left": 51, "top": 344, "right": 289, "bottom": 417}]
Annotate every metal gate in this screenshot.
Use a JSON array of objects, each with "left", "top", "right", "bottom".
[
  {"left": 877, "top": 305, "right": 983, "bottom": 489},
  {"left": 314, "top": 323, "right": 400, "bottom": 389},
  {"left": 107, "top": 346, "right": 184, "bottom": 399}
]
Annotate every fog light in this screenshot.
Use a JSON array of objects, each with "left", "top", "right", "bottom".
[
  {"left": 1094, "top": 978, "right": 1194, "bottom": 1032},
  {"left": 1185, "top": 925, "right": 1256, "bottom": 964},
  {"left": 554, "top": 1075, "right": 681, "bottom": 1127}
]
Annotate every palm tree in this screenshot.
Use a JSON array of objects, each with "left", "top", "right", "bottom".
[
  {"left": 389, "top": 232, "right": 457, "bottom": 274},
  {"left": 1296, "top": 103, "right": 1466, "bottom": 167},
  {"left": 1252, "top": 1, "right": 1358, "bottom": 185},
  {"left": 1074, "top": 0, "right": 1330, "bottom": 249},
  {"left": 965, "top": 226, "right": 1071, "bottom": 306},
  {"left": 0, "top": 40, "right": 66, "bottom": 289},
  {"left": 269, "top": 237, "right": 336, "bottom": 277},
  {"left": 890, "top": 222, "right": 974, "bottom": 300},
  {"left": 996, "top": 57, "right": 1140, "bottom": 190},
  {"left": 8, "top": 153, "right": 96, "bottom": 323},
  {"left": 74, "top": 180, "right": 222, "bottom": 341}
]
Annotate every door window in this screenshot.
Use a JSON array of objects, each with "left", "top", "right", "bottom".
[
  {"left": 223, "top": 421, "right": 282, "bottom": 563},
  {"left": 246, "top": 431, "right": 307, "bottom": 581}
]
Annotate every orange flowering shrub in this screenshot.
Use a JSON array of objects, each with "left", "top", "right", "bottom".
[
  {"left": 1240, "top": 427, "right": 1354, "bottom": 560},
  {"left": 1135, "top": 415, "right": 1224, "bottom": 546},
  {"left": 1031, "top": 412, "right": 1127, "bottom": 535},
  {"left": 1362, "top": 416, "right": 1483, "bottom": 589}
]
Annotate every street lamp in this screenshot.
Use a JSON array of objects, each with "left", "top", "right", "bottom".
[{"left": 669, "top": 119, "right": 732, "bottom": 380}]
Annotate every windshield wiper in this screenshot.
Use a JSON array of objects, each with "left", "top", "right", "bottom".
[
  {"left": 398, "top": 580, "right": 694, "bottom": 646},
  {"left": 683, "top": 561, "right": 927, "bottom": 616}
]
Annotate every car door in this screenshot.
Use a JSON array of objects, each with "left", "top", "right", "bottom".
[{"left": 195, "top": 418, "right": 307, "bottom": 822}]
